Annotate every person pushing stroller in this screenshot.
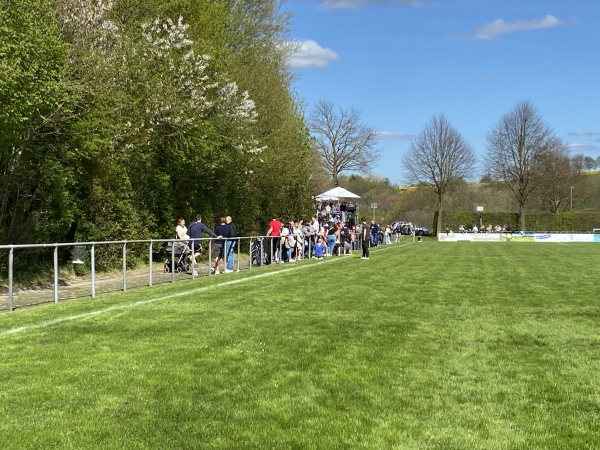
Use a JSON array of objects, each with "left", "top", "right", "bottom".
[{"left": 165, "top": 217, "right": 193, "bottom": 273}]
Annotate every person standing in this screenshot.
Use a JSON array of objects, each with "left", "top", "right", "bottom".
[
  {"left": 369, "top": 220, "right": 378, "bottom": 247},
  {"left": 384, "top": 225, "right": 392, "bottom": 244},
  {"left": 303, "top": 219, "right": 315, "bottom": 257},
  {"left": 355, "top": 221, "right": 363, "bottom": 250},
  {"left": 187, "top": 214, "right": 219, "bottom": 275},
  {"left": 310, "top": 216, "right": 320, "bottom": 235},
  {"left": 266, "top": 214, "right": 282, "bottom": 263},
  {"left": 212, "top": 217, "right": 231, "bottom": 274},
  {"left": 361, "top": 218, "right": 370, "bottom": 260},
  {"left": 326, "top": 221, "right": 337, "bottom": 256},
  {"left": 280, "top": 222, "right": 292, "bottom": 263},
  {"left": 224, "top": 215, "right": 237, "bottom": 273}
]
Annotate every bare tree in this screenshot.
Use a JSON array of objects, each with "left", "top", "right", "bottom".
[
  {"left": 536, "top": 147, "right": 584, "bottom": 213},
  {"left": 308, "top": 100, "right": 379, "bottom": 186},
  {"left": 402, "top": 114, "right": 476, "bottom": 236},
  {"left": 486, "top": 101, "right": 559, "bottom": 230}
]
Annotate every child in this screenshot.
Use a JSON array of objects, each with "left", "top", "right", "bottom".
[{"left": 314, "top": 237, "right": 325, "bottom": 259}]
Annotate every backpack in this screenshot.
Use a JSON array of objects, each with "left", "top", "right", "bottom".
[{"left": 287, "top": 235, "right": 296, "bottom": 248}]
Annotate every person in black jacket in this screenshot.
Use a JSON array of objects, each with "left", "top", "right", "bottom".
[
  {"left": 361, "top": 218, "right": 370, "bottom": 260},
  {"left": 188, "top": 215, "right": 218, "bottom": 254},
  {"left": 212, "top": 217, "right": 231, "bottom": 274},
  {"left": 188, "top": 214, "right": 220, "bottom": 275},
  {"left": 224, "top": 215, "right": 237, "bottom": 273}
]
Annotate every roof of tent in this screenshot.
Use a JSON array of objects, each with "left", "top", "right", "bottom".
[
  {"left": 315, "top": 194, "right": 339, "bottom": 201},
  {"left": 315, "top": 186, "right": 361, "bottom": 201}
]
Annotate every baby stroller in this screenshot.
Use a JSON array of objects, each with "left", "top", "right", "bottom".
[
  {"left": 164, "top": 240, "right": 191, "bottom": 273},
  {"left": 251, "top": 238, "right": 268, "bottom": 266}
]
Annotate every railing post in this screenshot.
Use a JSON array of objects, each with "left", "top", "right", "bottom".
[
  {"left": 236, "top": 238, "right": 241, "bottom": 272},
  {"left": 248, "top": 238, "right": 252, "bottom": 270},
  {"left": 91, "top": 244, "right": 96, "bottom": 298},
  {"left": 122, "top": 242, "right": 127, "bottom": 292},
  {"left": 190, "top": 239, "right": 196, "bottom": 278},
  {"left": 171, "top": 240, "right": 175, "bottom": 283},
  {"left": 8, "top": 246, "right": 14, "bottom": 311},
  {"left": 149, "top": 240, "right": 153, "bottom": 287},
  {"left": 54, "top": 245, "right": 59, "bottom": 304},
  {"left": 208, "top": 240, "right": 212, "bottom": 276}
]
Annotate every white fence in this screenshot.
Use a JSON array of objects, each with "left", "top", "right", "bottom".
[{"left": 438, "top": 232, "right": 600, "bottom": 243}]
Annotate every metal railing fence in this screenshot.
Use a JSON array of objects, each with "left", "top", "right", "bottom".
[{"left": 0, "top": 234, "right": 324, "bottom": 312}]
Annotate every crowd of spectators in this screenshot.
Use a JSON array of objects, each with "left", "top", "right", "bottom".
[
  {"left": 263, "top": 213, "right": 402, "bottom": 264},
  {"left": 452, "top": 224, "right": 512, "bottom": 234},
  {"left": 173, "top": 205, "right": 410, "bottom": 273}
]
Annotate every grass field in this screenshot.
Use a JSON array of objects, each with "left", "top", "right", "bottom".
[{"left": 1, "top": 240, "right": 600, "bottom": 449}]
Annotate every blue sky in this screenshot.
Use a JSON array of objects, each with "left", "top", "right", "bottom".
[{"left": 284, "top": 0, "right": 600, "bottom": 185}]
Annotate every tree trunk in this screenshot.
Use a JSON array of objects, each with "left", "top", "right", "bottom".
[
  {"left": 437, "top": 194, "right": 443, "bottom": 238},
  {"left": 518, "top": 203, "right": 526, "bottom": 231}
]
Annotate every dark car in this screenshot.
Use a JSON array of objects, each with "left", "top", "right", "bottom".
[{"left": 414, "top": 225, "right": 430, "bottom": 236}]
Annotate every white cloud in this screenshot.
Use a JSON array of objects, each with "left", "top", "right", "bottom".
[
  {"left": 288, "top": 40, "right": 340, "bottom": 68},
  {"left": 568, "top": 131, "right": 600, "bottom": 138},
  {"left": 567, "top": 143, "right": 600, "bottom": 153},
  {"left": 321, "top": 0, "right": 420, "bottom": 9},
  {"left": 377, "top": 131, "right": 416, "bottom": 140},
  {"left": 460, "top": 15, "right": 565, "bottom": 41}
]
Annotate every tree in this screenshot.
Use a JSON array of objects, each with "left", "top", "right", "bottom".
[
  {"left": 401, "top": 114, "right": 476, "bottom": 236},
  {"left": 583, "top": 156, "right": 597, "bottom": 171},
  {"left": 485, "top": 101, "right": 559, "bottom": 231},
  {"left": 1, "top": 0, "right": 315, "bottom": 255},
  {"left": 308, "top": 100, "right": 379, "bottom": 187},
  {"left": 0, "top": 0, "right": 80, "bottom": 245},
  {"left": 536, "top": 147, "right": 584, "bottom": 213}
]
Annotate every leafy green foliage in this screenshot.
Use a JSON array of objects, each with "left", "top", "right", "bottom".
[
  {"left": 0, "top": 0, "right": 80, "bottom": 251},
  {"left": 1, "top": 0, "right": 314, "bottom": 273}
]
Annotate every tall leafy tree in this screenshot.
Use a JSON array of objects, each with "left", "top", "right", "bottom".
[
  {"left": 219, "top": 0, "right": 315, "bottom": 227},
  {"left": 0, "top": 0, "right": 80, "bottom": 245},
  {"left": 2, "top": 0, "right": 315, "bottom": 256}
]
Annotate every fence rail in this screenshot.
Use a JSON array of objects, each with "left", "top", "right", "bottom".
[{"left": 1, "top": 235, "right": 318, "bottom": 312}]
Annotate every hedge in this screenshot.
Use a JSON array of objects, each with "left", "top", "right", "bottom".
[{"left": 432, "top": 211, "right": 600, "bottom": 235}]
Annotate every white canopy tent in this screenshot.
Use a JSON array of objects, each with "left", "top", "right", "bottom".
[
  {"left": 315, "top": 186, "right": 361, "bottom": 226},
  {"left": 315, "top": 186, "right": 361, "bottom": 201},
  {"left": 314, "top": 194, "right": 339, "bottom": 202}
]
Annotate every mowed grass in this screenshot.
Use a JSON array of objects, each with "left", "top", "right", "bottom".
[{"left": 1, "top": 241, "right": 600, "bottom": 449}]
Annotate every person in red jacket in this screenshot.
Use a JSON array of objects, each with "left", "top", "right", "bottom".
[{"left": 266, "top": 214, "right": 282, "bottom": 263}]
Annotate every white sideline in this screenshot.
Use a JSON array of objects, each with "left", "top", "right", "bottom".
[{"left": 1, "top": 247, "right": 397, "bottom": 337}]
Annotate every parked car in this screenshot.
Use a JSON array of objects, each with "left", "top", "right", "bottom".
[
  {"left": 392, "top": 221, "right": 430, "bottom": 237},
  {"left": 414, "top": 225, "right": 430, "bottom": 236}
]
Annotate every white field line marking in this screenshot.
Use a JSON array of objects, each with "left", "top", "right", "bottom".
[{"left": 0, "top": 245, "right": 397, "bottom": 337}]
